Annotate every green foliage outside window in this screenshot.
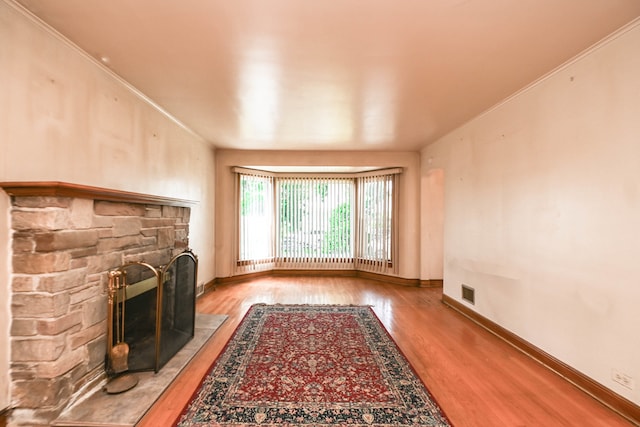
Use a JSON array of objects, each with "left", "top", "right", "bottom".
[{"left": 323, "top": 202, "right": 351, "bottom": 255}]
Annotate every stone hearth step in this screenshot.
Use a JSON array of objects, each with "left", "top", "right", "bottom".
[{"left": 52, "top": 313, "right": 227, "bottom": 427}]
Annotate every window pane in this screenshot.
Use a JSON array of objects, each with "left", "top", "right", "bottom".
[
  {"left": 239, "top": 174, "right": 273, "bottom": 261},
  {"left": 277, "top": 178, "right": 353, "bottom": 260},
  {"left": 358, "top": 175, "right": 393, "bottom": 264}
]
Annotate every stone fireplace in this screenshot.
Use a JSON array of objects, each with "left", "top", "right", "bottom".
[{"left": 0, "top": 182, "right": 194, "bottom": 427}]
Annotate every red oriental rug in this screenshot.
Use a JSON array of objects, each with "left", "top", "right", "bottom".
[{"left": 174, "top": 304, "right": 451, "bottom": 426}]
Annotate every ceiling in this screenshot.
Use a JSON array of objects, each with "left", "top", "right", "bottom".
[{"left": 14, "top": 0, "right": 640, "bottom": 151}]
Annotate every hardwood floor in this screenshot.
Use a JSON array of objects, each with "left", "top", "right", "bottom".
[{"left": 137, "top": 276, "right": 633, "bottom": 426}]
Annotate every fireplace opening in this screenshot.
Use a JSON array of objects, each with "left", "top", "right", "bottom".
[{"left": 107, "top": 250, "right": 197, "bottom": 374}]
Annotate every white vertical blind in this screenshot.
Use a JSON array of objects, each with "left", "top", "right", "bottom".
[
  {"left": 237, "top": 172, "right": 274, "bottom": 272},
  {"left": 355, "top": 172, "right": 399, "bottom": 274},
  {"left": 275, "top": 177, "right": 353, "bottom": 269},
  {"left": 236, "top": 168, "right": 399, "bottom": 274}
]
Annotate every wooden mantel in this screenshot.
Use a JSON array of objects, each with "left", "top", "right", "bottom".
[{"left": 0, "top": 181, "right": 197, "bottom": 207}]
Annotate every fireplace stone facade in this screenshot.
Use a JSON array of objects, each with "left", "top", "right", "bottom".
[{"left": 2, "top": 184, "right": 191, "bottom": 426}]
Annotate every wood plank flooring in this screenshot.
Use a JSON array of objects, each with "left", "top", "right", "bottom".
[{"left": 137, "top": 276, "right": 633, "bottom": 426}]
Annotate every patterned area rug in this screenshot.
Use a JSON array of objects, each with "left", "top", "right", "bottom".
[{"left": 175, "top": 304, "right": 451, "bottom": 426}]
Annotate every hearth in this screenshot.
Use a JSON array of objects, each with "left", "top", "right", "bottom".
[{"left": 106, "top": 250, "right": 197, "bottom": 375}]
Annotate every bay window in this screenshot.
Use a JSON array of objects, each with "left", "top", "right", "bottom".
[{"left": 235, "top": 168, "right": 400, "bottom": 274}]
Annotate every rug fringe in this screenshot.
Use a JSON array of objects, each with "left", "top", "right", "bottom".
[{"left": 250, "top": 303, "right": 374, "bottom": 307}]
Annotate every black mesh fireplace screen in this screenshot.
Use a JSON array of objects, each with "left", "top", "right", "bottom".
[{"left": 106, "top": 250, "right": 197, "bottom": 373}]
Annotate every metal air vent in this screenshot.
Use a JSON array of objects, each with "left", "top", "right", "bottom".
[{"left": 461, "top": 284, "right": 475, "bottom": 304}]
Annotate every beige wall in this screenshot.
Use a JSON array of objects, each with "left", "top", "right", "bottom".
[
  {"left": 422, "top": 20, "right": 640, "bottom": 405},
  {"left": 0, "top": 1, "right": 217, "bottom": 410},
  {"left": 215, "top": 150, "right": 421, "bottom": 279},
  {"left": 420, "top": 168, "right": 444, "bottom": 281}
]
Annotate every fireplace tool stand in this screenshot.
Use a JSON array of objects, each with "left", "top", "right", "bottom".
[{"left": 104, "top": 270, "right": 138, "bottom": 394}]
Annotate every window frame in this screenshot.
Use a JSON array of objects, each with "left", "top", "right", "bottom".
[{"left": 234, "top": 167, "right": 401, "bottom": 275}]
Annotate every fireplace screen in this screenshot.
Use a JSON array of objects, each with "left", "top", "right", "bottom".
[{"left": 106, "top": 250, "right": 197, "bottom": 374}]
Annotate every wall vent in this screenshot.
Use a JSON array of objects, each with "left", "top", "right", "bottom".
[{"left": 461, "top": 284, "right": 475, "bottom": 304}]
